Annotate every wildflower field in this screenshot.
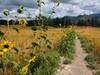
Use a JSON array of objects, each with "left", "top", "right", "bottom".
[{"left": 0, "top": 25, "right": 77, "bottom": 75}]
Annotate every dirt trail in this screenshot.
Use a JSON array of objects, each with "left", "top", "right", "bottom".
[{"left": 57, "top": 38, "right": 93, "bottom": 75}]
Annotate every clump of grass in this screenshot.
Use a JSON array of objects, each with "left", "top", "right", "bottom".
[{"left": 79, "top": 36, "right": 94, "bottom": 53}]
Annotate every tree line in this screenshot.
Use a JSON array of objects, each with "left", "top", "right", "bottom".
[{"left": 0, "top": 14, "right": 100, "bottom": 27}]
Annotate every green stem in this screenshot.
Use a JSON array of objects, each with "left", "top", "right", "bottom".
[
  {"left": 0, "top": 56, "right": 4, "bottom": 75},
  {"left": 7, "top": 17, "right": 10, "bottom": 34}
]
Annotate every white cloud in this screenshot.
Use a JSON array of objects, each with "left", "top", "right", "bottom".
[{"left": 0, "top": 0, "right": 100, "bottom": 19}]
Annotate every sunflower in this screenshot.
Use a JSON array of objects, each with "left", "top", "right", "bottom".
[
  {"left": 17, "top": 5, "right": 24, "bottom": 14},
  {"left": 19, "top": 19, "right": 28, "bottom": 26},
  {"left": 0, "top": 40, "right": 13, "bottom": 52}
]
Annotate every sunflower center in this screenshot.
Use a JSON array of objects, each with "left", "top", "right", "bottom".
[{"left": 4, "top": 45, "right": 9, "bottom": 48}]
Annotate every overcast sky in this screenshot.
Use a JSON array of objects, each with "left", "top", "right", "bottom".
[{"left": 0, "top": 0, "right": 100, "bottom": 18}]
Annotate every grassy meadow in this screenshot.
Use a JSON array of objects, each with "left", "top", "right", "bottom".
[
  {"left": 0, "top": 26, "right": 65, "bottom": 60},
  {"left": 76, "top": 27, "right": 100, "bottom": 57},
  {"left": 76, "top": 27, "right": 100, "bottom": 70}
]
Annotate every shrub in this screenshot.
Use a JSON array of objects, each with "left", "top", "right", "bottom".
[
  {"left": 85, "top": 54, "right": 97, "bottom": 69},
  {"left": 57, "top": 31, "right": 76, "bottom": 59},
  {"left": 57, "top": 30, "right": 76, "bottom": 65},
  {"left": 85, "top": 54, "right": 96, "bottom": 63},
  {"left": 28, "top": 51, "right": 60, "bottom": 75}
]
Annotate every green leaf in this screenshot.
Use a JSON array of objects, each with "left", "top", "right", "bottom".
[
  {"left": 0, "top": 31, "right": 4, "bottom": 39},
  {"left": 13, "top": 47, "right": 19, "bottom": 53},
  {"left": 11, "top": 61, "right": 20, "bottom": 70}
]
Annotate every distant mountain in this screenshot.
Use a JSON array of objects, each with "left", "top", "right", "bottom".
[
  {"left": 51, "top": 13, "right": 100, "bottom": 27},
  {"left": 63, "top": 13, "right": 100, "bottom": 21}
]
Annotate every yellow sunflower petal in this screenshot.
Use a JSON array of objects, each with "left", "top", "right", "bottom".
[
  {"left": 0, "top": 52, "right": 4, "bottom": 56},
  {"left": 3, "top": 48, "right": 9, "bottom": 52}
]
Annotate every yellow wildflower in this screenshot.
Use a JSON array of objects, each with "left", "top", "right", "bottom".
[
  {"left": 21, "top": 64, "right": 29, "bottom": 75},
  {"left": 29, "top": 56, "right": 37, "bottom": 63},
  {"left": 67, "top": 26, "right": 75, "bottom": 33},
  {"left": 0, "top": 40, "right": 13, "bottom": 52},
  {"left": 19, "top": 19, "right": 28, "bottom": 26}
]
